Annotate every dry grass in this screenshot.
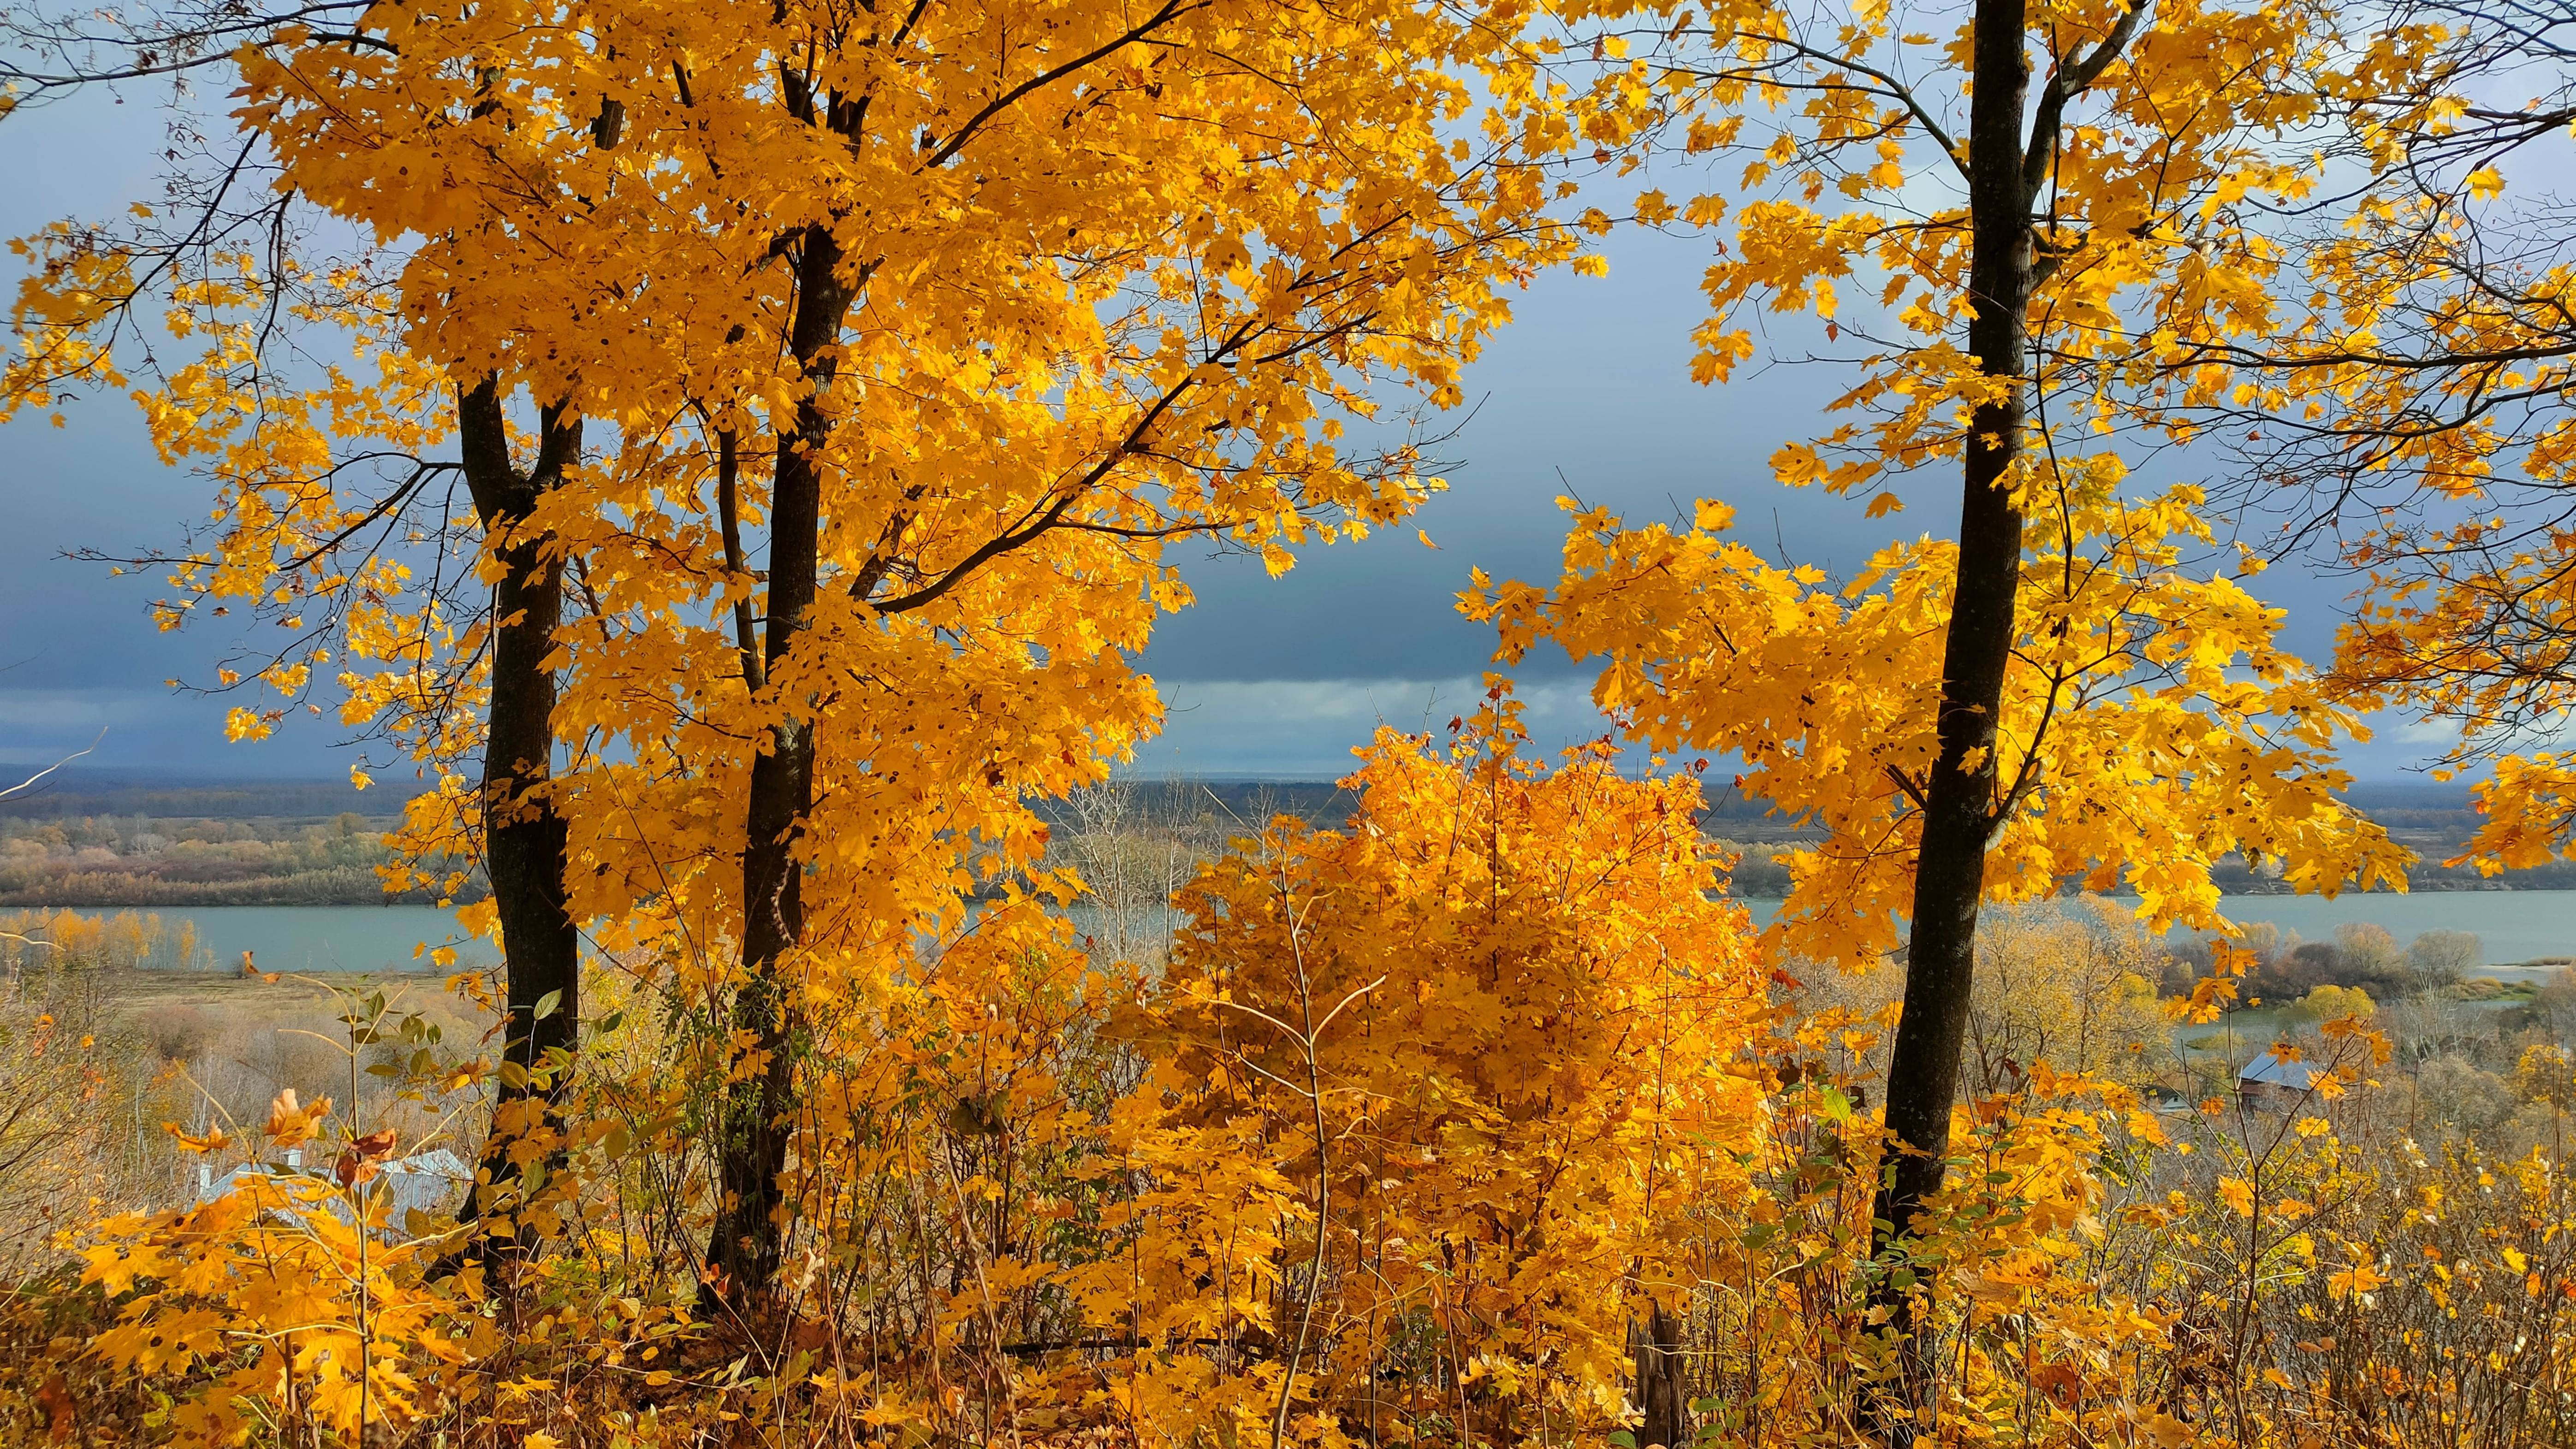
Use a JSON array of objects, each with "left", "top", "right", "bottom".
[{"left": 0, "top": 940, "right": 494, "bottom": 1275}]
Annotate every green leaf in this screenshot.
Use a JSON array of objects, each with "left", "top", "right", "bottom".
[
  {"left": 1819, "top": 1085, "right": 1853, "bottom": 1124},
  {"left": 533, "top": 990, "right": 563, "bottom": 1020}
]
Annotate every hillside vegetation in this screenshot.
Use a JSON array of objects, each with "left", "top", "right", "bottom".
[
  {"left": 11, "top": 0, "right": 2576, "bottom": 1439},
  {"left": 6, "top": 787, "right": 2576, "bottom": 1446}
]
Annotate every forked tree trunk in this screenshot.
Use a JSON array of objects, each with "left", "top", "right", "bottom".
[{"left": 451, "top": 375, "right": 584, "bottom": 1265}]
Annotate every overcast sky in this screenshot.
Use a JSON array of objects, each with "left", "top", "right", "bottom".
[{"left": 0, "top": 83, "right": 2460, "bottom": 784}]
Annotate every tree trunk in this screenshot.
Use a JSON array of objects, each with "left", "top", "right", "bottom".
[
  {"left": 704, "top": 222, "right": 852, "bottom": 1314},
  {"left": 1634, "top": 1300, "right": 1690, "bottom": 1449},
  {"left": 451, "top": 374, "right": 584, "bottom": 1264},
  {"left": 1864, "top": 0, "right": 2033, "bottom": 1430}
]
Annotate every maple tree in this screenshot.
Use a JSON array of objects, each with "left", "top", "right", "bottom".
[
  {"left": 5, "top": 0, "right": 1633, "bottom": 1316},
  {"left": 2152, "top": 6, "right": 2576, "bottom": 879},
  {"left": 1, "top": 25, "right": 598, "bottom": 1252},
  {"left": 2, "top": 207, "right": 592, "bottom": 1266},
  {"left": 1470, "top": 0, "right": 2436, "bottom": 1419}
]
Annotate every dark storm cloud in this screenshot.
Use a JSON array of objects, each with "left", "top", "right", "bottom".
[
  {"left": 0, "top": 94, "right": 365, "bottom": 777},
  {"left": 1140, "top": 231, "right": 1865, "bottom": 686},
  {"left": 0, "top": 391, "right": 356, "bottom": 776}
]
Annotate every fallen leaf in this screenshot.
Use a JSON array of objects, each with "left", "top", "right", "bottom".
[{"left": 36, "top": 1372, "right": 71, "bottom": 1444}]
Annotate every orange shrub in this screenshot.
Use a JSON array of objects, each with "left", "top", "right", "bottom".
[{"left": 1093, "top": 686, "right": 1770, "bottom": 1443}]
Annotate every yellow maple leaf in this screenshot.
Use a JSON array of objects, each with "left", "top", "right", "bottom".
[{"left": 2218, "top": 1177, "right": 2256, "bottom": 1216}]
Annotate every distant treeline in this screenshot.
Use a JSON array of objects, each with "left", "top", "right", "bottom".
[
  {"left": 0, "top": 771, "right": 421, "bottom": 821},
  {"left": 1033, "top": 780, "right": 1355, "bottom": 831},
  {"left": 1703, "top": 781, "right": 2576, "bottom": 895},
  {"left": 0, "top": 776, "right": 479, "bottom": 906},
  {"left": 1, "top": 773, "right": 2563, "bottom": 905}
]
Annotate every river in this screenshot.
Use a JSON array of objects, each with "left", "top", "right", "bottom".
[
  {"left": 1740, "top": 890, "right": 2576, "bottom": 969},
  {"left": 148, "top": 905, "right": 498, "bottom": 975},
  {"left": 142, "top": 891, "right": 2575, "bottom": 977}
]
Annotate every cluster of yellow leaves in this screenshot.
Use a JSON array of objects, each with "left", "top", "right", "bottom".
[
  {"left": 2341, "top": 564, "right": 2576, "bottom": 866},
  {"left": 1628, "top": 0, "right": 2444, "bottom": 465},
  {"left": 2143, "top": 60, "right": 2576, "bottom": 867},
  {"left": 1471, "top": 475, "right": 2407, "bottom": 969},
  {"left": 83, "top": 1099, "right": 472, "bottom": 1447}
]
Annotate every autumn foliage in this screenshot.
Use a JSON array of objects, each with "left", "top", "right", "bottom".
[
  {"left": 13, "top": 726, "right": 2570, "bottom": 1449},
  {"left": 1110, "top": 694, "right": 1768, "bottom": 1440},
  {"left": 11, "top": 0, "right": 2576, "bottom": 1440}
]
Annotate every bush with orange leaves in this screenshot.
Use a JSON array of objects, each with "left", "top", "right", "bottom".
[
  {"left": 28, "top": 720, "right": 2576, "bottom": 1449},
  {"left": 81, "top": 1156, "right": 468, "bottom": 1445},
  {"left": 1094, "top": 685, "right": 1772, "bottom": 1444},
  {"left": 65, "top": 987, "right": 476, "bottom": 1448}
]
